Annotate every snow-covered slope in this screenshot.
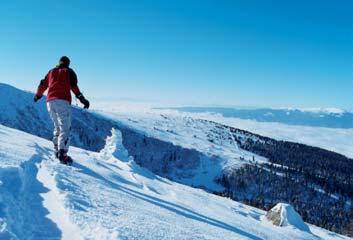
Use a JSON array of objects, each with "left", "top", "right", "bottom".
[
  {"left": 93, "top": 104, "right": 353, "bottom": 158},
  {"left": 92, "top": 102, "right": 353, "bottom": 236},
  {"left": 189, "top": 112, "right": 353, "bottom": 158},
  {"left": 0, "top": 124, "right": 348, "bottom": 240},
  {"left": 1, "top": 83, "right": 352, "bottom": 237},
  {"left": 98, "top": 111, "right": 267, "bottom": 166},
  {"left": 0, "top": 83, "right": 266, "bottom": 191}
]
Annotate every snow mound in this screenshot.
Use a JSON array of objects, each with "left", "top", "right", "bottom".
[{"left": 266, "top": 203, "right": 311, "bottom": 233}]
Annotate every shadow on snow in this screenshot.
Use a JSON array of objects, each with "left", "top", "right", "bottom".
[{"left": 0, "top": 143, "right": 62, "bottom": 240}]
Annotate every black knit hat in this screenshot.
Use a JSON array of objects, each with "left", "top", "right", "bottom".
[{"left": 59, "top": 56, "right": 70, "bottom": 67}]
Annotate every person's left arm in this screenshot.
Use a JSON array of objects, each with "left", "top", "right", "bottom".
[
  {"left": 69, "top": 68, "right": 81, "bottom": 96},
  {"left": 69, "top": 68, "right": 90, "bottom": 109}
]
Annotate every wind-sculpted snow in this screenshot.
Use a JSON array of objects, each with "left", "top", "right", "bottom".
[
  {"left": 0, "top": 159, "right": 62, "bottom": 240},
  {"left": 0, "top": 124, "right": 348, "bottom": 239},
  {"left": 0, "top": 127, "right": 67, "bottom": 239}
]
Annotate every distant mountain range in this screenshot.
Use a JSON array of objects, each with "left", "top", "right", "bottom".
[{"left": 172, "top": 107, "right": 353, "bottom": 129}]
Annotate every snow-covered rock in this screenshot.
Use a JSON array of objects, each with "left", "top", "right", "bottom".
[{"left": 266, "top": 203, "right": 311, "bottom": 233}]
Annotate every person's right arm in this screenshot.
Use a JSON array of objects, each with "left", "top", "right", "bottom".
[{"left": 34, "top": 73, "right": 49, "bottom": 102}]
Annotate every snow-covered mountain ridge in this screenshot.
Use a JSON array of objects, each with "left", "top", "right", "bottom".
[
  {"left": 172, "top": 106, "right": 353, "bottom": 129},
  {"left": 0, "top": 124, "right": 348, "bottom": 240},
  {"left": 94, "top": 103, "right": 353, "bottom": 159}
]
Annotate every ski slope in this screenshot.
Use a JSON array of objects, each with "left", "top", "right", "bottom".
[{"left": 0, "top": 124, "right": 349, "bottom": 240}]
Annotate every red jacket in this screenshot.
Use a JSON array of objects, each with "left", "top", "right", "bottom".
[{"left": 36, "top": 66, "right": 81, "bottom": 103}]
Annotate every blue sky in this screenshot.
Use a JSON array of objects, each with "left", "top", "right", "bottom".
[{"left": 0, "top": 0, "right": 352, "bottom": 108}]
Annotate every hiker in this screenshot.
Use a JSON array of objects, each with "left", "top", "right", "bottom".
[{"left": 33, "top": 56, "right": 90, "bottom": 164}]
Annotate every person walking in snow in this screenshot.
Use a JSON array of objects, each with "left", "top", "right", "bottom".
[{"left": 33, "top": 56, "right": 90, "bottom": 164}]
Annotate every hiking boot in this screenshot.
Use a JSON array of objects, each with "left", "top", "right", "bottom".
[{"left": 58, "top": 149, "right": 73, "bottom": 165}]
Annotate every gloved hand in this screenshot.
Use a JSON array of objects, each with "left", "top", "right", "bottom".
[
  {"left": 33, "top": 95, "right": 42, "bottom": 102},
  {"left": 76, "top": 93, "right": 90, "bottom": 109}
]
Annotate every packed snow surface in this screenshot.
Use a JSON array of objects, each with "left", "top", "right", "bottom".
[{"left": 0, "top": 124, "right": 348, "bottom": 240}]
